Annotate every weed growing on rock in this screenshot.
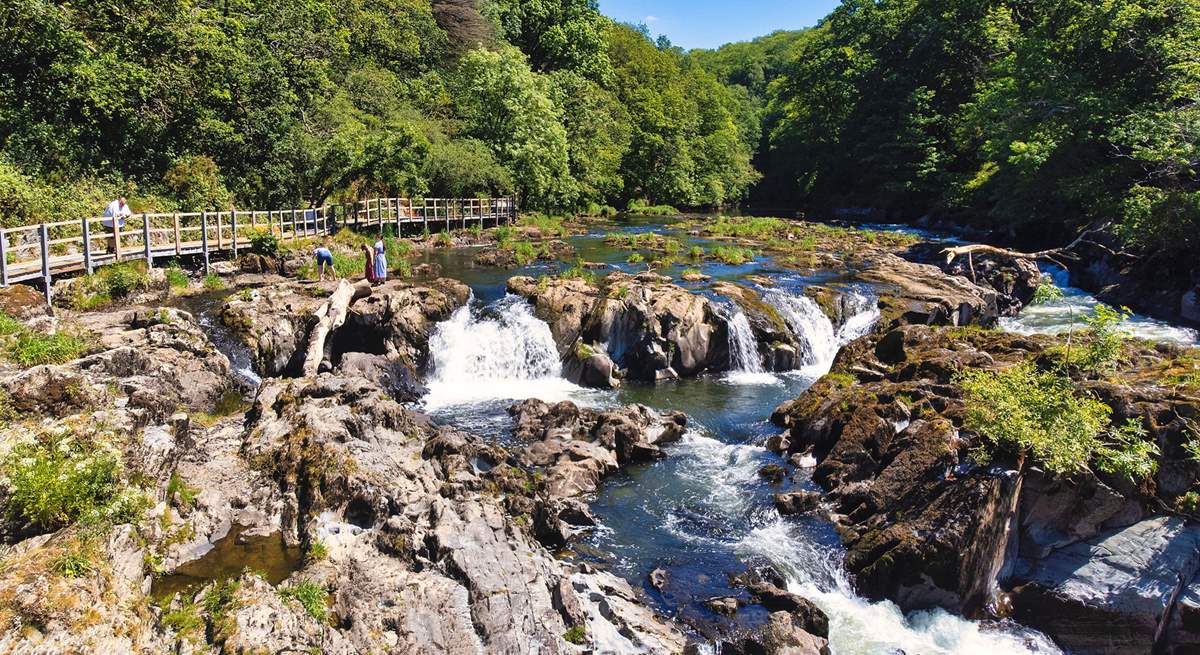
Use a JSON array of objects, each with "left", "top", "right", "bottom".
[
  {"left": 278, "top": 580, "right": 328, "bottom": 621},
  {"left": 2, "top": 431, "right": 121, "bottom": 531},
  {"left": 6, "top": 329, "right": 89, "bottom": 366},
  {"left": 50, "top": 541, "right": 94, "bottom": 578},
  {"left": 167, "top": 472, "right": 199, "bottom": 509},
  {"left": 202, "top": 273, "right": 224, "bottom": 290},
  {"left": 563, "top": 625, "right": 587, "bottom": 645},
  {"left": 306, "top": 540, "right": 329, "bottom": 562},
  {"left": 161, "top": 597, "right": 204, "bottom": 642},
  {"left": 248, "top": 229, "right": 280, "bottom": 257},
  {"left": 203, "top": 578, "right": 242, "bottom": 643}
]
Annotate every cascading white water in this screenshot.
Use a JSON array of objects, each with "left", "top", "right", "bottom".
[
  {"left": 726, "top": 308, "right": 765, "bottom": 374},
  {"left": 423, "top": 295, "right": 588, "bottom": 408},
  {"left": 1000, "top": 264, "right": 1198, "bottom": 345},
  {"left": 769, "top": 291, "right": 839, "bottom": 369}
]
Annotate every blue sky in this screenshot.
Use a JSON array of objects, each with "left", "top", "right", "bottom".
[{"left": 599, "top": 1, "right": 842, "bottom": 50}]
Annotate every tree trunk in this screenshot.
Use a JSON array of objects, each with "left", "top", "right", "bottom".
[{"left": 302, "top": 279, "right": 372, "bottom": 377}]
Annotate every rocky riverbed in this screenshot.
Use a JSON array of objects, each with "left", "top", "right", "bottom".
[{"left": 0, "top": 214, "right": 1196, "bottom": 654}]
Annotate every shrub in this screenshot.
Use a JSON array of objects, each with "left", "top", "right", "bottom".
[
  {"left": 626, "top": 252, "right": 645, "bottom": 264},
  {"left": 247, "top": 229, "right": 280, "bottom": 257},
  {"left": 710, "top": 245, "right": 755, "bottom": 265},
  {"left": 167, "top": 472, "right": 199, "bottom": 509},
  {"left": 306, "top": 540, "right": 329, "bottom": 562},
  {"left": 495, "top": 226, "right": 513, "bottom": 245},
  {"left": 957, "top": 362, "right": 1158, "bottom": 478},
  {"left": 1030, "top": 275, "right": 1065, "bottom": 305},
  {"left": 202, "top": 273, "right": 225, "bottom": 290},
  {"left": 625, "top": 199, "right": 678, "bottom": 216},
  {"left": 278, "top": 580, "right": 328, "bottom": 621},
  {"left": 511, "top": 240, "right": 539, "bottom": 265},
  {"left": 102, "top": 262, "right": 151, "bottom": 299},
  {"left": 434, "top": 230, "right": 453, "bottom": 247},
  {"left": 51, "top": 542, "right": 94, "bottom": 578},
  {"left": 688, "top": 245, "right": 705, "bottom": 260},
  {"left": 2, "top": 431, "right": 122, "bottom": 531},
  {"left": 1080, "top": 304, "right": 1130, "bottom": 371},
  {"left": 519, "top": 213, "right": 567, "bottom": 236}
]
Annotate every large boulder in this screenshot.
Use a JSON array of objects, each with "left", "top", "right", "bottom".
[
  {"left": 856, "top": 253, "right": 1001, "bottom": 328},
  {"left": 1010, "top": 517, "right": 1200, "bottom": 655},
  {"left": 509, "top": 272, "right": 730, "bottom": 383}
]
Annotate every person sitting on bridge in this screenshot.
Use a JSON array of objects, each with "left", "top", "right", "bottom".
[{"left": 313, "top": 243, "right": 334, "bottom": 281}]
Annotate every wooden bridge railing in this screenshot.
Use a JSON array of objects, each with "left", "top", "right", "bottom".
[{"left": 0, "top": 196, "right": 516, "bottom": 302}]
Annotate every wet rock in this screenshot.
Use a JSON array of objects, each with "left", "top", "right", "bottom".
[
  {"left": 510, "top": 398, "right": 687, "bottom": 497},
  {"left": 744, "top": 582, "right": 829, "bottom": 638},
  {"left": 773, "top": 491, "right": 821, "bottom": 516},
  {"left": 717, "top": 611, "right": 831, "bottom": 655},
  {"left": 705, "top": 596, "right": 740, "bottom": 616},
  {"left": 758, "top": 463, "right": 787, "bottom": 483},
  {"left": 711, "top": 281, "right": 798, "bottom": 370},
  {"left": 650, "top": 567, "right": 670, "bottom": 590},
  {"left": 563, "top": 343, "right": 621, "bottom": 389}
]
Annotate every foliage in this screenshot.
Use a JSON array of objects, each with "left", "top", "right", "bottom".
[
  {"left": 1030, "top": 276, "right": 1065, "bottom": 305},
  {"left": 956, "top": 362, "right": 1157, "bottom": 478},
  {"left": 278, "top": 580, "right": 329, "bottom": 621},
  {"left": 710, "top": 245, "right": 756, "bottom": 265},
  {"left": 519, "top": 212, "right": 569, "bottom": 236},
  {"left": 202, "top": 273, "right": 225, "bottom": 290},
  {"left": 2, "top": 430, "right": 123, "bottom": 532},
  {"left": 306, "top": 540, "right": 329, "bottom": 562},
  {"left": 1094, "top": 419, "right": 1160, "bottom": 482},
  {"left": 51, "top": 542, "right": 95, "bottom": 578},
  {"left": 1079, "top": 304, "right": 1131, "bottom": 372},
  {"left": 248, "top": 230, "right": 281, "bottom": 257},
  {"left": 165, "top": 265, "right": 189, "bottom": 289},
  {"left": 764, "top": 0, "right": 1200, "bottom": 259},
  {"left": 6, "top": 329, "right": 89, "bottom": 366},
  {"left": 563, "top": 624, "right": 587, "bottom": 645},
  {"left": 167, "top": 472, "right": 199, "bottom": 509}
]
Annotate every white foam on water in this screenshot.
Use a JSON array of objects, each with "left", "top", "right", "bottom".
[
  {"left": 719, "top": 303, "right": 782, "bottom": 386},
  {"left": 737, "top": 520, "right": 1061, "bottom": 655},
  {"left": 422, "top": 295, "right": 599, "bottom": 409},
  {"left": 771, "top": 287, "right": 880, "bottom": 379},
  {"left": 1001, "top": 265, "right": 1198, "bottom": 345}
]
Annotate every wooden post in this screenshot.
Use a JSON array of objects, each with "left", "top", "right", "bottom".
[
  {"left": 82, "top": 218, "right": 93, "bottom": 275},
  {"left": 1, "top": 229, "right": 10, "bottom": 287},
  {"left": 394, "top": 198, "right": 401, "bottom": 236},
  {"left": 142, "top": 213, "right": 153, "bottom": 268},
  {"left": 39, "top": 224, "right": 51, "bottom": 305},
  {"left": 173, "top": 213, "right": 181, "bottom": 256},
  {"left": 291, "top": 209, "right": 299, "bottom": 242},
  {"left": 201, "top": 211, "right": 210, "bottom": 275},
  {"left": 422, "top": 200, "right": 429, "bottom": 234},
  {"left": 231, "top": 209, "right": 239, "bottom": 258},
  {"left": 113, "top": 214, "right": 123, "bottom": 261},
  {"left": 216, "top": 212, "right": 224, "bottom": 250}
]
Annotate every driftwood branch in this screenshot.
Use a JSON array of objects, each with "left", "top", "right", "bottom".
[
  {"left": 940, "top": 222, "right": 1129, "bottom": 270},
  {"left": 302, "top": 279, "right": 372, "bottom": 377}
]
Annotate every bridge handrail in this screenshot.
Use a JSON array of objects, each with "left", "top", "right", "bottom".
[{"left": 0, "top": 195, "right": 517, "bottom": 302}]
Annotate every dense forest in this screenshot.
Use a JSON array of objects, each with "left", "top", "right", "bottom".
[{"left": 2, "top": 0, "right": 1198, "bottom": 258}]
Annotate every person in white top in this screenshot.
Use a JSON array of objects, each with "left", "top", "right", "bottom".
[
  {"left": 102, "top": 197, "right": 132, "bottom": 229},
  {"left": 102, "top": 197, "right": 132, "bottom": 253}
]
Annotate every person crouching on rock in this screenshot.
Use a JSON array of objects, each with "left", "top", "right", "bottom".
[
  {"left": 373, "top": 233, "right": 388, "bottom": 284},
  {"left": 313, "top": 243, "right": 334, "bottom": 281},
  {"left": 362, "top": 243, "right": 376, "bottom": 283}
]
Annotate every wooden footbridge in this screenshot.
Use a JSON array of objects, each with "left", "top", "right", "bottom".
[{"left": 1, "top": 196, "right": 515, "bottom": 300}]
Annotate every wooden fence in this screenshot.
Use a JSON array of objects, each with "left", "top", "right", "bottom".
[{"left": 0, "top": 196, "right": 516, "bottom": 302}]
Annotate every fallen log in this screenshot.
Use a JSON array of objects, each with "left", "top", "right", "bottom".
[
  {"left": 302, "top": 279, "right": 372, "bottom": 377},
  {"left": 940, "top": 222, "right": 1129, "bottom": 279}
]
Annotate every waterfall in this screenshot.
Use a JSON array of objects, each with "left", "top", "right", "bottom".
[
  {"left": 726, "top": 308, "right": 765, "bottom": 374},
  {"left": 767, "top": 291, "right": 839, "bottom": 369},
  {"left": 423, "top": 295, "right": 586, "bottom": 409},
  {"left": 767, "top": 288, "right": 880, "bottom": 374}
]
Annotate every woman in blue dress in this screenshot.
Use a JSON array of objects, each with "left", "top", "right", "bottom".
[{"left": 373, "top": 234, "right": 387, "bottom": 283}]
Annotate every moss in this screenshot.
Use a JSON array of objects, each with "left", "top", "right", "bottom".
[{"left": 563, "top": 625, "right": 587, "bottom": 645}]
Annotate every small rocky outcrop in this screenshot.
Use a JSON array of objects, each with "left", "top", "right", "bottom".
[
  {"left": 906, "top": 243, "right": 1041, "bottom": 316},
  {"left": 220, "top": 278, "right": 469, "bottom": 379},
  {"left": 2, "top": 307, "right": 233, "bottom": 422},
  {"left": 855, "top": 253, "right": 1002, "bottom": 328},
  {"left": 474, "top": 240, "right": 576, "bottom": 268},
  {"left": 769, "top": 323, "right": 1200, "bottom": 654},
  {"left": 509, "top": 398, "right": 687, "bottom": 497},
  {"left": 508, "top": 272, "right": 730, "bottom": 383},
  {"left": 711, "top": 281, "right": 801, "bottom": 371}
]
